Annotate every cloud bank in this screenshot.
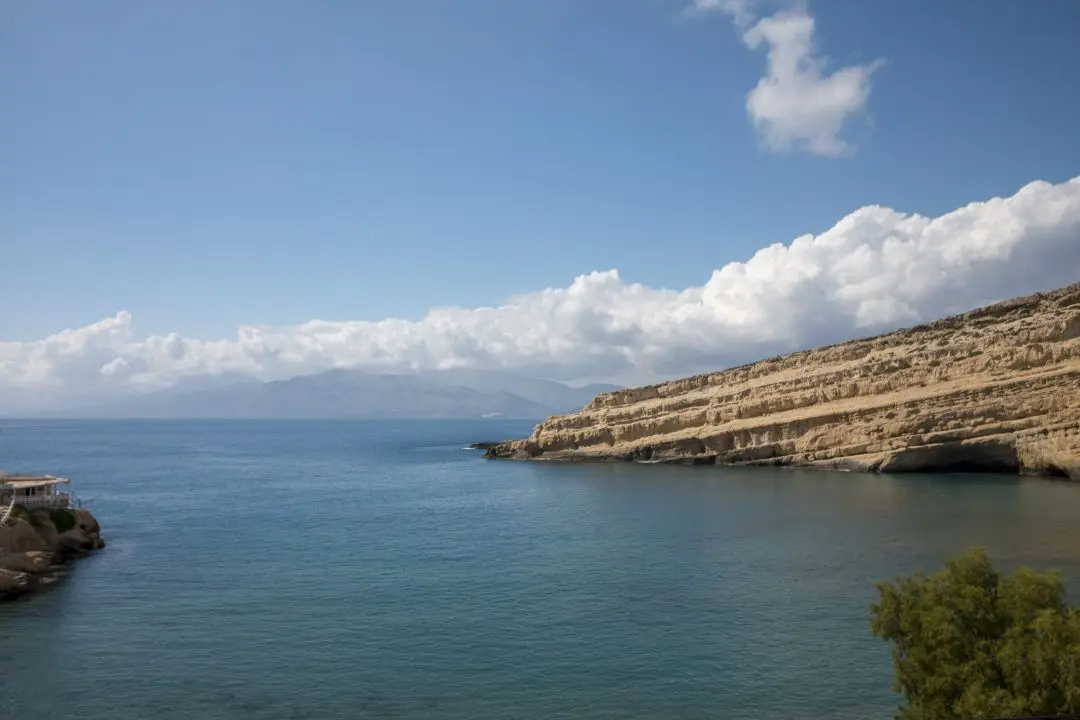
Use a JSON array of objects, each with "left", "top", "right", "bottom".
[
  {"left": 693, "top": 0, "right": 882, "bottom": 156},
  {"left": 2, "top": 177, "right": 1079, "bottom": 411}
]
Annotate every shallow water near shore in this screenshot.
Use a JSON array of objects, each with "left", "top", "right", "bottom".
[{"left": 3, "top": 419, "right": 1080, "bottom": 720}]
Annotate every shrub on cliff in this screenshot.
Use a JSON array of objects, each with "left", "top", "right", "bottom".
[
  {"left": 7, "top": 505, "right": 29, "bottom": 524},
  {"left": 871, "top": 546, "right": 1080, "bottom": 719},
  {"left": 50, "top": 508, "right": 77, "bottom": 533}
]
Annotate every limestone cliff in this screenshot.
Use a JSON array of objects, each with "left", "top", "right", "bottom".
[
  {"left": 484, "top": 283, "right": 1080, "bottom": 478},
  {"left": 0, "top": 507, "right": 105, "bottom": 599}
]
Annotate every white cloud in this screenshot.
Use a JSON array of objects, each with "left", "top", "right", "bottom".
[
  {"left": 688, "top": 0, "right": 755, "bottom": 28},
  {"left": 692, "top": 0, "right": 882, "bottom": 156},
  {"left": 2, "top": 177, "right": 1080, "bottom": 410},
  {"left": 99, "top": 357, "right": 130, "bottom": 378}
]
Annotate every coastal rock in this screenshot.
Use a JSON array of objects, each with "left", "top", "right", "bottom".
[
  {"left": 28, "top": 510, "right": 62, "bottom": 550},
  {"left": 0, "top": 568, "right": 33, "bottom": 598},
  {"left": 0, "top": 520, "right": 52, "bottom": 554},
  {"left": 0, "top": 507, "right": 105, "bottom": 598},
  {"left": 484, "top": 283, "right": 1080, "bottom": 478},
  {"left": 57, "top": 525, "right": 105, "bottom": 558},
  {"left": 74, "top": 509, "right": 101, "bottom": 536},
  {"left": 0, "top": 551, "right": 54, "bottom": 574}
]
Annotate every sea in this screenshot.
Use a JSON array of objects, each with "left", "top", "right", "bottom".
[{"left": 2, "top": 419, "right": 1080, "bottom": 720}]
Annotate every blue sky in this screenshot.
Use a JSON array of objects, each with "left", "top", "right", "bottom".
[
  {"left": 6, "top": 0, "right": 1079, "bottom": 339},
  {"left": 2, "top": 0, "right": 1080, "bottom": 404}
]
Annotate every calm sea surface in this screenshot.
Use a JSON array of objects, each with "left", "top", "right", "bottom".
[{"left": 2, "top": 420, "right": 1080, "bottom": 719}]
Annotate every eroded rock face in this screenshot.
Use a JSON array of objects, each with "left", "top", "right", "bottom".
[
  {"left": 0, "top": 568, "right": 33, "bottom": 598},
  {"left": 0, "top": 551, "right": 53, "bottom": 575},
  {"left": 0, "top": 520, "right": 52, "bottom": 554},
  {"left": 484, "top": 283, "right": 1080, "bottom": 478},
  {"left": 0, "top": 507, "right": 105, "bottom": 599}
]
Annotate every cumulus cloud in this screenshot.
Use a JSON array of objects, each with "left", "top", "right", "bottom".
[
  {"left": 692, "top": 0, "right": 882, "bottom": 156},
  {"left": 2, "top": 177, "right": 1080, "bottom": 409}
]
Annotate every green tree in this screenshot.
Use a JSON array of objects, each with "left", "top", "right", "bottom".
[{"left": 871, "top": 547, "right": 1080, "bottom": 719}]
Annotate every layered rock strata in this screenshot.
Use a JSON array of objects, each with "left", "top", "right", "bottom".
[
  {"left": 483, "top": 284, "right": 1080, "bottom": 478},
  {"left": 0, "top": 507, "right": 105, "bottom": 599}
]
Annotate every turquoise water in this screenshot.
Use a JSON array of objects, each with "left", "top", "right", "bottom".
[{"left": 3, "top": 420, "right": 1080, "bottom": 719}]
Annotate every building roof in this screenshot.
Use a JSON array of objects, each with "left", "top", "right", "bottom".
[{"left": 0, "top": 475, "right": 70, "bottom": 489}]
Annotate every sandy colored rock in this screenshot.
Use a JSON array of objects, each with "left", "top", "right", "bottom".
[{"left": 485, "top": 283, "right": 1080, "bottom": 478}]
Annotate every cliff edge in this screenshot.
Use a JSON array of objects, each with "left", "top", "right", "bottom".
[
  {"left": 483, "top": 283, "right": 1080, "bottom": 478},
  {"left": 0, "top": 507, "right": 105, "bottom": 599}
]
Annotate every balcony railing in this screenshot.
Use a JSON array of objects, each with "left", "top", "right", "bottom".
[{"left": 6, "top": 493, "right": 73, "bottom": 510}]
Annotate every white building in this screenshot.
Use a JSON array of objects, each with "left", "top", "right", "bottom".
[{"left": 0, "top": 475, "right": 75, "bottom": 520}]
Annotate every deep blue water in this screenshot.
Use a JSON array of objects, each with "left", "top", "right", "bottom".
[{"left": 2, "top": 420, "right": 1080, "bottom": 719}]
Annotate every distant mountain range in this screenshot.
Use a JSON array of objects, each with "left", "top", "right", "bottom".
[{"left": 65, "top": 369, "right": 620, "bottom": 420}]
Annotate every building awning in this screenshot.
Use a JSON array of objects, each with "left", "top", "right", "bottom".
[{"left": 0, "top": 475, "right": 70, "bottom": 490}]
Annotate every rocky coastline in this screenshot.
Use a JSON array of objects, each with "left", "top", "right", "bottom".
[
  {"left": 0, "top": 507, "right": 105, "bottom": 600},
  {"left": 480, "top": 283, "right": 1080, "bottom": 479}
]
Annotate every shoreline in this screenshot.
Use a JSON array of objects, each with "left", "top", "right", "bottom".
[
  {"left": 474, "top": 284, "right": 1080, "bottom": 479},
  {"left": 474, "top": 437, "right": 1077, "bottom": 479}
]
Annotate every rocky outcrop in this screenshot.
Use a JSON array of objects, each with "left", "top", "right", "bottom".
[
  {"left": 0, "top": 507, "right": 105, "bottom": 599},
  {"left": 483, "top": 283, "right": 1080, "bottom": 478}
]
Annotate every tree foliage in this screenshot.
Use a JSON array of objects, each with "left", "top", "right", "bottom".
[{"left": 871, "top": 546, "right": 1080, "bottom": 719}]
